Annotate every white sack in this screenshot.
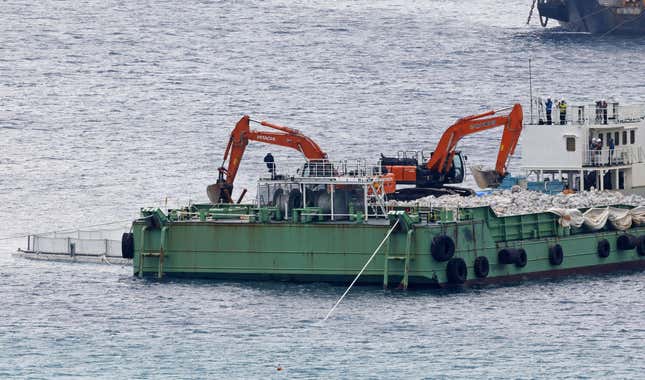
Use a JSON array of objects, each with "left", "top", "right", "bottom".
[
  {"left": 583, "top": 207, "right": 609, "bottom": 231},
  {"left": 608, "top": 207, "right": 632, "bottom": 231},
  {"left": 548, "top": 208, "right": 584, "bottom": 228},
  {"left": 630, "top": 206, "right": 645, "bottom": 226}
]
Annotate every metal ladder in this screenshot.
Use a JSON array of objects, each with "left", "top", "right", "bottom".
[
  {"left": 383, "top": 228, "right": 414, "bottom": 290},
  {"left": 139, "top": 251, "right": 164, "bottom": 279},
  {"left": 137, "top": 226, "right": 165, "bottom": 279}
]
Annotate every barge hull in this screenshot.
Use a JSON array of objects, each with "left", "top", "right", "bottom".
[{"left": 132, "top": 207, "right": 645, "bottom": 287}]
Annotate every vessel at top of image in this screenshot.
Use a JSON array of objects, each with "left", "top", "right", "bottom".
[{"left": 536, "top": 0, "right": 645, "bottom": 34}]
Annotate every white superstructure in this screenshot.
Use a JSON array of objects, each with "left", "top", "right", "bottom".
[{"left": 521, "top": 101, "right": 645, "bottom": 193}]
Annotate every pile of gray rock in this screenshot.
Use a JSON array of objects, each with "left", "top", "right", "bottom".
[{"left": 390, "top": 189, "right": 645, "bottom": 216}]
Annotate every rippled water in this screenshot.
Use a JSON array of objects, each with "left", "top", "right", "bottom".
[{"left": 2, "top": 1, "right": 645, "bottom": 378}]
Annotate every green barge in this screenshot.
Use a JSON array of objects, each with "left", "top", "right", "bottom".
[{"left": 124, "top": 160, "right": 645, "bottom": 288}]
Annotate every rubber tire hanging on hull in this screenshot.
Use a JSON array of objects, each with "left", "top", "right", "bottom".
[
  {"left": 474, "top": 256, "right": 489, "bottom": 278},
  {"left": 431, "top": 235, "right": 455, "bottom": 262},
  {"left": 617, "top": 234, "right": 637, "bottom": 250},
  {"left": 516, "top": 249, "right": 527, "bottom": 268},
  {"left": 122, "top": 233, "right": 134, "bottom": 259},
  {"left": 548, "top": 244, "right": 564, "bottom": 266},
  {"left": 638, "top": 236, "right": 645, "bottom": 256},
  {"left": 446, "top": 258, "right": 467, "bottom": 284},
  {"left": 597, "top": 239, "right": 610, "bottom": 258},
  {"left": 498, "top": 248, "right": 527, "bottom": 267}
]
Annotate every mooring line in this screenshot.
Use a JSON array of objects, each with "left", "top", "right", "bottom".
[{"left": 323, "top": 218, "right": 399, "bottom": 321}]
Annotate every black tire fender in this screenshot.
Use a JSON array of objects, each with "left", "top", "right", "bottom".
[
  {"left": 474, "top": 256, "right": 489, "bottom": 278},
  {"left": 498, "top": 248, "right": 514, "bottom": 264},
  {"left": 516, "top": 248, "right": 527, "bottom": 268},
  {"left": 617, "top": 234, "right": 637, "bottom": 250},
  {"left": 498, "top": 248, "right": 527, "bottom": 267},
  {"left": 121, "top": 232, "right": 134, "bottom": 259},
  {"left": 548, "top": 244, "right": 564, "bottom": 266},
  {"left": 637, "top": 235, "right": 645, "bottom": 256},
  {"left": 597, "top": 239, "right": 610, "bottom": 258},
  {"left": 446, "top": 257, "right": 467, "bottom": 284},
  {"left": 431, "top": 235, "right": 455, "bottom": 262}
]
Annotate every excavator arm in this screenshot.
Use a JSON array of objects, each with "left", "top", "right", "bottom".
[
  {"left": 426, "top": 103, "right": 523, "bottom": 177},
  {"left": 208, "top": 115, "right": 327, "bottom": 203},
  {"left": 381, "top": 103, "right": 523, "bottom": 198}
]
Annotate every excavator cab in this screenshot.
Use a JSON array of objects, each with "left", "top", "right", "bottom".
[{"left": 380, "top": 150, "right": 466, "bottom": 186}]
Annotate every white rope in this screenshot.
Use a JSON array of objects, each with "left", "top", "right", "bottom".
[{"left": 323, "top": 219, "right": 400, "bottom": 321}]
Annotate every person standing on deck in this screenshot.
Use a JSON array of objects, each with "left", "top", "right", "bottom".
[
  {"left": 608, "top": 136, "right": 615, "bottom": 165},
  {"left": 601, "top": 99, "right": 608, "bottom": 124},
  {"left": 558, "top": 99, "right": 567, "bottom": 125},
  {"left": 590, "top": 138, "right": 598, "bottom": 166},
  {"left": 545, "top": 97, "right": 553, "bottom": 125},
  {"left": 594, "top": 138, "right": 602, "bottom": 166}
]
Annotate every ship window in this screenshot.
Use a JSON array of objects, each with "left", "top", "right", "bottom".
[
  {"left": 606, "top": 133, "right": 611, "bottom": 146},
  {"left": 566, "top": 137, "right": 576, "bottom": 152},
  {"left": 623, "top": 131, "right": 627, "bottom": 145},
  {"left": 615, "top": 131, "right": 620, "bottom": 146},
  {"left": 631, "top": 130, "right": 635, "bottom": 144}
]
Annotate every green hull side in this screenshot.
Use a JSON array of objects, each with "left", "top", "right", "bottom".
[{"left": 132, "top": 210, "right": 645, "bottom": 286}]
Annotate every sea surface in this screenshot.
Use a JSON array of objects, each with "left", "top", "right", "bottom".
[{"left": 1, "top": 1, "right": 645, "bottom": 378}]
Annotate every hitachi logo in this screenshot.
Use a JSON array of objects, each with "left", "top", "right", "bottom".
[
  {"left": 470, "top": 120, "right": 496, "bottom": 129},
  {"left": 257, "top": 135, "right": 276, "bottom": 142}
]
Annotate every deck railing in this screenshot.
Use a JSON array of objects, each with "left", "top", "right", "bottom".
[
  {"left": 263, "top": 158, "right": 383, "bottom": 179},
  {"left": 530, "top": 100, "right": 645, "bottom": 126},
  {"left": 582, "top": 146, "right": 643, "bottom": 167}
]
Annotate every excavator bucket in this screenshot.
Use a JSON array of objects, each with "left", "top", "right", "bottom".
[
  {"left": 207, "top": 182, "right": 233, "bottom": 204},
  {"left": 207, "top": 183, "right": 223, "bottom": 204},
  {"left": 470, "top": 165, "right": 504, "bottom": 189}
]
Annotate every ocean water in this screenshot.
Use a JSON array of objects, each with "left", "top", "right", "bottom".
[{"left": 1, "top": 1, "right": 644, "bottom": 378}]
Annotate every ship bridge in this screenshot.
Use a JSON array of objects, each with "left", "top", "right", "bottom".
[{"left": 521, "top": 101, "right": 645, "bottom": 193}]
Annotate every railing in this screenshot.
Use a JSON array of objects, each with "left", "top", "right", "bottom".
[
  {"left": 263, "top": 158, "right": 382, "bottom": 179},
  {"left": 582, "top": 146, "right": 643, "bottom": 167},
  {"left": 530, "top": 99, "right": 645, "bottom": 126},
  {"left": 302, "top": 159, "right": 379, "bottom": 178}
]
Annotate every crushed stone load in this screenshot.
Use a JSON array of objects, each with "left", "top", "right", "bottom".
[{"left": 389, "top": 189, "right": 645, "bottom": 217}]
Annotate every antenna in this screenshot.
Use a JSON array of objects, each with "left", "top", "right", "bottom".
[{"left": 529, "top": 58, "right": 534, "bottom": 124}]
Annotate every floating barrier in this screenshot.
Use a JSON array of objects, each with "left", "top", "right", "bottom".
[{"left": 18, "top": 224, "right": 131, "bottom": 264}]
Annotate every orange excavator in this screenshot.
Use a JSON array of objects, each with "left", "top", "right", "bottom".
[
  {"left": 207, "top": 115, "right": 328, "bottom": 203},
  {"left": 381, "top": 103, "right": 523, "bottom": 200}
]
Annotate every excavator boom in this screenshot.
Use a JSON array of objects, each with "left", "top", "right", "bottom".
[
  {"left": 426, "top": 103, "right": 523, "bottom": 177},
  {"left": 208, "top": 115, "right": 327, "bottom": 203}
]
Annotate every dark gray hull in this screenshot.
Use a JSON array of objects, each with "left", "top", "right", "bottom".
[{"left": 538, "top": 0, "right": 645, "bottom": 34}]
